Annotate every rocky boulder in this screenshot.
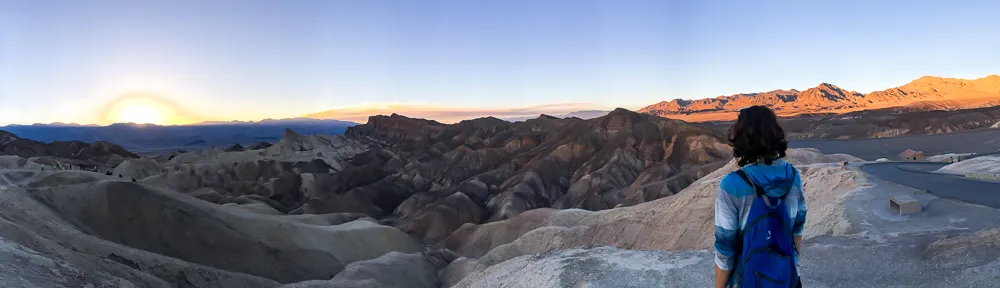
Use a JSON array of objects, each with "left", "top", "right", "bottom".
[
  {"left": 225, "top": 143, "right": 246, "bottom": 152},
  {"left": 899, "top": 149, "right": 926, "bottom": 161}
]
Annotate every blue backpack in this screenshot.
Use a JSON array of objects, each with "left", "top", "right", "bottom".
[{"left": 733, "top": 169, "right": 799, "bottom": 288}]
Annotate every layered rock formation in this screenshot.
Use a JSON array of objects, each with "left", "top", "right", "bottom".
[
  {"left": 641, "top": 75, "right": 1000, "bottom": 122},
  {"left": 0, "top": 169, "right": 422, "bottom": 285},
  {"left": 325, "top": 109, "right": 732, "bottom": 243},
  {"left": 0, "top": 130, "right": 138, "bottom": 167},
  {"left": 143, "top": 158, "right": 339, "bottom": 212},
  {"left": 142, "top": 129, "right": 369, "bottom": 212}
]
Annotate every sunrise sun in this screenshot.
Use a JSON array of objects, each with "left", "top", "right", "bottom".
[{"left": 104, "top": 96, "right": 179, "bottom": 125}]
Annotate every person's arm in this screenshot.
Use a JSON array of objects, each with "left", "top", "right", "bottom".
[
  {"left": 714, "top": 183, "right": 740, "bottom": 288},
  {"left": 793, "top": 236, "right": 803, "bottom": 257},
  {"left": 792, "top": 171, "right": 807, "bottom": 257},
  {"left": 715, "top": 265, "right": 732, "bottom": 288}
]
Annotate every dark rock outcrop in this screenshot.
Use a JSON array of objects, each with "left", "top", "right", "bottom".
[
  {"left": 225, "top": 143, "right": 246, "bottom": 152},
  {"left": 0, "top": 130, "right": 138, "bottom": 167},
  {"left": 143, "top": 159, "right": 336, "bottom": 212},
  {"left": 152, "top": 150, "right": 188, "bottom": 163},
  {"left": 247, "top": 142, "right": 273, "bottom": 150}
]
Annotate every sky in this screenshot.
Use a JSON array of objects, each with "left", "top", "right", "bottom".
[{"left": 1, "top": 0, "right": 999, "bottom": 125}]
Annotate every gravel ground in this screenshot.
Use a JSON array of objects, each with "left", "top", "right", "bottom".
[{"left": 454, "top": 229, "right": 1000, "bottom": 288}]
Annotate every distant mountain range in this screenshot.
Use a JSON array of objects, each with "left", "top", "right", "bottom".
[
  {"left": 501, "top": 110, "right": 611, "bottom": 122},
  {"left": 191, "top": 117, "right": 351, "bottom": 126},
  {"left": 639, "top": 75, "right": 1000, "bottom": 122},
  {"left": 0, "top": 118, "right": 357, "bottom": 152}
]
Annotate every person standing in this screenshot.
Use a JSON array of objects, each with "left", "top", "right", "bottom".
[{"left": 715, "top": 106, "right": 805, "bottom": 288}]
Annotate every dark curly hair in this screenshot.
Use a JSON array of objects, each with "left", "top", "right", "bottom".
[{"left": 728, "top": 105, "right": 788, "bottom": 167}]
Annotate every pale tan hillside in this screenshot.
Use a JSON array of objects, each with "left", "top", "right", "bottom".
[
  {"left": 442, "top": 149, "right": 864, "bottom": 265},
  {"left": 112, "top": 157, "right": 166, "bottom": 179}
]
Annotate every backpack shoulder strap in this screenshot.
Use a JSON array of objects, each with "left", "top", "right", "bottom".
[{"left": 733, "top": 169, "right": 765, "bottom": 197}]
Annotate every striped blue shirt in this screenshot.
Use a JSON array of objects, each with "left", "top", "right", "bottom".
[{"left": 714, "top": 158, "right": 806, "bottom": 272}]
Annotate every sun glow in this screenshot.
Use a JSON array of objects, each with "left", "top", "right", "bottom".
[
  {"left": 104, "top": 96, "right": 178, "bottom": 125},
  {"left": 118, "top": 104, "right": 163, "bottom": 124}
]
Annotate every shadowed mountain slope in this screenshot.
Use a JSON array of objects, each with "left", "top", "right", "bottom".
[{"left": 0, "top": 130, "right": 138, "bottom": 167}]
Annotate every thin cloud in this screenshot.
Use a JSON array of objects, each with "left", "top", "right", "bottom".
[{"left": 305, "top": 103, "right": 605, "bottom": 123}]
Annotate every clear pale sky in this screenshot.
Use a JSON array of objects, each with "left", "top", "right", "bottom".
[{"left": 1, "top": 0, "right": 998, "bottom": 125}]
